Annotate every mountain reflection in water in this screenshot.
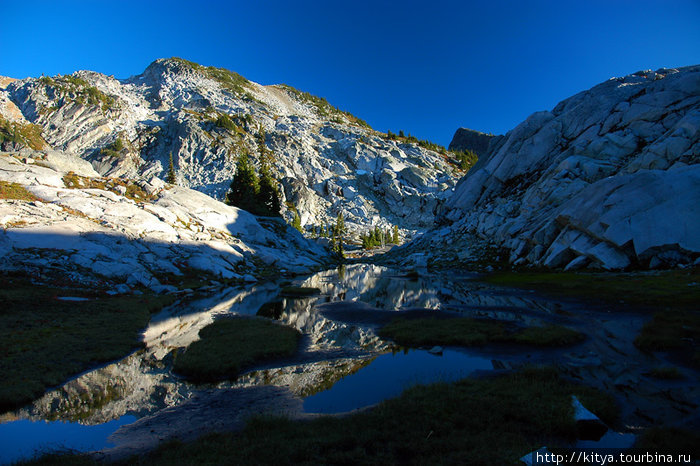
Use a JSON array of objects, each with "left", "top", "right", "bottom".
[{"left": 0, "top": 264, "right": 575, "bottom": 464}]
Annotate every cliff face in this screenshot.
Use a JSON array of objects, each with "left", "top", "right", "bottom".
[
  {"left": 1, "top": 58, "right": 462, "bottom": 235},
  {"left": 436, "top": 66, "right": 700, "bottom": 270},
  {"left": 447, "top": 127, "right": 497, "bottom": 157}
]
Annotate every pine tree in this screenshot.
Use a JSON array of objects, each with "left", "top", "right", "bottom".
[
  {"left": 167, "top": 152, "right": 177, "bottom": 184},
  {"left": 392, "top": 225, "right": 399, "bottom": 244},
  {"left": 258, "top": 162, "right": 281, "bottom": 216},
  {"left": 332, "top": 212, "right": 345, "bottom": 258},
  {"left": 226, "top": 152, "right": 259, "bottom": 213}
]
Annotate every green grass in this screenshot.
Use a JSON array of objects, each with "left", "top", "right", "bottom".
[
  {"left": 0, "top": 275, "right": 174, "bottom": 412},
  {"left": 124, "top": 367, "right": 616, "bottom": 465},
  {"left": 172, "top": 317, "right": 301, "bottom": 383},
  {"left": 379, "top": 317, "right": 584, "bottom": 348},
  {"left": 634, "top": 310, "right": 700, "bottom": 367},
  {"left": 510, "top": 325, "right": 585, "bottom": 346},
  {"left": 634, "top": 310, "right": 700, "bottom": 350},
  {"left": 635, "top": 427, "right": 700, "bottom": 456},
  {"left": 39, "top": 75, "right": 115, "bottom": 112},
  {"left": 0, "top": 180, "right": 40, "bottom": 201},
  {"left": 484, "top": 269, "right": 700, "bottom": 311},
  {"left": 169, "top": 57, "right": 249, "bottom": 96},
  {"left": 485, "top": 270, "right": 700, "bottom": 367},
  {"left": 275, "top": 84, "right": 372, "bottom": 128},
  {"left": 61, "top": 172, "right": 153, "bottom": 203},
  {"left": 0, "top": 115, "right": 46, "bottom": 150}
]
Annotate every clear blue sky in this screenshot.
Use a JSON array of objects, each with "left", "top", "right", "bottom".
[{"left": 2, "top": 0, "right": 699, "bottom": 146}]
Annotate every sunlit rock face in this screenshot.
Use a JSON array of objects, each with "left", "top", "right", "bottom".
[
  {"left": 438, "top": 66, "right": 700, "bottom": 270},
  {"left": 1, "top": 58, "right": 461, "bottom": 235},
  {"left": 0, "top": 150, "right": 327, "bottom": 288}
]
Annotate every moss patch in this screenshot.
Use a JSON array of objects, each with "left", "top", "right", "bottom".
[
  {"left": 0, "top": 180, "right": 40, "bottom": 201},
  {"left": 0, "top": 274, "right": 174, "bottom": 411},
  {"left": 379, "top": 317, "right": 584, "bottom": 348},
  {"left": 173, "top": 317, "right": 301, "bottom": 383},
  {"left": 62, "top": 172, "right": 153, "bottom": 203},
  {"left": 127, "top": 368, "right": 616, "bottom": 465},
  {"left": 0, "top": 115, "right": 46, "bottom": 150},
  {"left": 484, "top": 269, "right": 700, "bottom": 311}
]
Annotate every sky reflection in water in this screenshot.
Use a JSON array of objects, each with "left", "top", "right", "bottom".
[
  {"left": 0, "top": 415, "right": 136, "bottom": 464},
  {"left": 303, "top": 348, "right": 493, "bottom": 413}
]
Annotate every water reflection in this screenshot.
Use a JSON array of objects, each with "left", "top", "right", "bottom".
[
  {"left": 2, "top": 264, "right": 556, "bottom": 429},
  {"left": 0, "top": 415, "right": 136, "bottom": 465},
  {"left": 303, "top": 348, "right": 494, "bottom": 414},
  {"left": 0, "top": 264, "right": 597, "bottom": 462}
]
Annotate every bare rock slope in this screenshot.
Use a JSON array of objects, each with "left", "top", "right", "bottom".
[
  {"left": 0, "top": 151, "right": 327, "bottom": 291},
  {"left": 1, "top": 58, "right": 462, "bottom": 236},
  {"left": 434, "top": 66, "right": 699, "bottom": 270}
]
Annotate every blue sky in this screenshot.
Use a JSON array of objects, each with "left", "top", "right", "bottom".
[{"left": 2, "top": 0, "right": 699, "bottom": 146}]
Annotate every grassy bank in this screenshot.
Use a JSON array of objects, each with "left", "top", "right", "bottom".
[
  {"left": 379, "top": 317, "right": 584, "bottom": 348},
  {"left": 0, "top": 275, "right": 174, "bottom": 412},
  {"left": 484, "top": 269, "right": 700, "bottom": 311},
  {"left": 173, "top": 317, "right": 301, "bottom": 382},
  {"left": 634, "top": 310, "right": 700, "bottom": 367},
  {"left": 22, "top": 367, "right": 616, "bottom": 465},
  {"left": 485, "top": 269, "right": 700, "bottom": 367},
  {"left": 134, "top": 367, "right": 616, "bottom": 464}
]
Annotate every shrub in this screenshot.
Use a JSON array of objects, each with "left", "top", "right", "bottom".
[
  {"left": 215, "top": 113, "right": 236, "bottom": 131},
  {"left": 451, "top": 149, "right": 478, "bottom": 171}
]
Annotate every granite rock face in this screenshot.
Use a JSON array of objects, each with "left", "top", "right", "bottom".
[
  {"left": 0, "top": 151, "right": 328, "bottom": 290},
  {"left": 447, "top": 127, "right": 497, "bottom": 157},
  {"left": 438, "top": 66, "right": 700, "bottom": 270},
  {"left": 1, "top": 59, "right": 461, "bottom": 236}
]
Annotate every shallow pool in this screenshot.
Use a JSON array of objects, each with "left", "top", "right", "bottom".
[
  {"left": 303, "top": 348, "right": 494, "bottom": 413},
  {"left": 0, "top": 415, "right": 136, "bottom": 465}
]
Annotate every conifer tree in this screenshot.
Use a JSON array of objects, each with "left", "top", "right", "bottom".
[
  {"left": 167, "top": 152, "right": 177, "bottom": 184},
  {"left": 226, "top": 152, "right": 259, "bottom": 213},
  {"left": 392, "top": 225, "right": 399, "bottom": 244},
  {"left": 258, "top": 162, "right": 281, "bottom": 216},
  {"left": 332, "top": 212, "right": 345, "bottom": 258}
]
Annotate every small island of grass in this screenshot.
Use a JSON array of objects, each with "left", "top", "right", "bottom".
[{"left": 173, "top": 317, "right": 301, "bottom": 382}]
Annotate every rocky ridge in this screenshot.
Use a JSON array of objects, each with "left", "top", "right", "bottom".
[
  {"left": 1, "top": 58, "right": 463, "bottom": 236},
  {"left": 428, "top": 66, "right": 700, "bottom": 270},
  {"left": 0, "top": 150, "right": 327, "bottom": 291},
  {"left": 448, "top": 127, "right": 498, "bottom": 157}
]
